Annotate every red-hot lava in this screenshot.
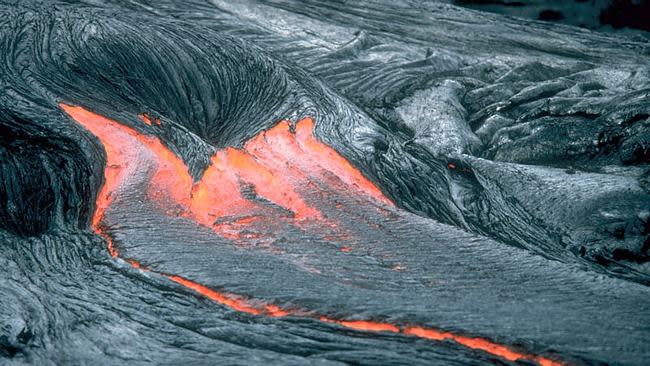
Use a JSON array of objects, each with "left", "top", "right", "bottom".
[{"left": 61, "top": 103, "right": 563, "bottom": 366}]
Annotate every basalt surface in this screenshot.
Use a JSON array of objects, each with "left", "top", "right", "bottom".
[{"left": 1, "top": 1, "right": 649, "bottom": 365}]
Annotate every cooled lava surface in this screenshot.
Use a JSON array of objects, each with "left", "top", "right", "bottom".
[{"left": 1, "top": 1, "right": 649, "bottom": 365}]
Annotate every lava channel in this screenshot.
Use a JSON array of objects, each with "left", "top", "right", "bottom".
[{"left": 61, "top": 103, "right": 563, "bottom": 366}]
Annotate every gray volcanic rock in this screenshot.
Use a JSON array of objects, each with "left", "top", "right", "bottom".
[{"left": 1, "top": 1, "right": 649, "bottom": 365}]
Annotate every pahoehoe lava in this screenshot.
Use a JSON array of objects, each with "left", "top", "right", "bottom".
[{"left": 1, "top": 1, "right": 649, "bottom": 365}]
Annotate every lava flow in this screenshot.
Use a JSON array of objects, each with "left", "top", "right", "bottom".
[{"left": 61, "top": 103, "right": 563, "bottom": 366}]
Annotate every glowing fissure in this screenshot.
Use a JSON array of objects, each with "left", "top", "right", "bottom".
[
  {"left": 61, "top": 103, "right": 562, "bottom": 366},
  {"left": 139, "top": 113, "right": 160, "bottom": 126},
  {"left": 64, "top": 105, "right": 338, "bottom": 235}
]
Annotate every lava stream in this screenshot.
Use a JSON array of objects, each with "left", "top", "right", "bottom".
[{"left": 61, "top": 103, "right": 563, "bottom": 366}]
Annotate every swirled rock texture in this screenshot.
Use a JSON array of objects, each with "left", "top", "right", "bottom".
[{"left": 1, "top": 1, "right": 649, "bottom": 365}]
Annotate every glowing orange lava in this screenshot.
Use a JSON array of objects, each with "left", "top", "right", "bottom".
[
  {"left": 402, "top": 327, "right": 562, "bottom": 364},
  {"left": 294, "top": 118, "right": 392, "bottom": 206},
  {"left": 168, "top": 275, "right": 264, "bottom": 315},
  {"left": 61, "top": 103, "right": 562, "bottom": 366},
  {"left": 140, "top": 113, "right": 160, "bottom": 126},
  {"left": 338, "top": 320, "right": 400, "bottom": 333},
  {"left": 222, "top": 147, "right": 320, "bottom": 220}
]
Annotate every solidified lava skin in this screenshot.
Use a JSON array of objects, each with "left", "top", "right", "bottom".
[{"left": 61, "top": 103, "right": 562, "bottom": 366}]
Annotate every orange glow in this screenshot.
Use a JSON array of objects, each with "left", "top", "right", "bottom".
[
  {"left": 103, "top": 232, "right": 118, "bottom": 258},
  {"left": 222, "top": 147, "right": 320, "bottom": 220},
  {"left": 244, "top": 118, "right": 393, "bottom": 208},
  {"left": 294, "top": 118, "right": 392, "bottom": 206},
  {"left": 190, "top": 151, "right": 259, "bottom": 227},
  {"left": 167, "top": 275, "right": 263, "bottom": 315},
  {"left": 61, "top": 104, "right": 143, "bottom": 258},
  {"left": 61, "top": 103, "right": 192, "bottom": 213},
  {"left": 61, "top": 103, "right": 562, "bottom": 366},
  {"left": 339, "top": 320, "right": 400, "bottom": 333},
  {"left": 244, "top": 120, "right": 318, "bottom": 185},
  {"left": 140, "top": 113, "right": 160, "bottom": 126},
  {"left": 318, "top": 316, "right": 400, "bottom": 333},
  {"left": 454, "top": 335, "right": 526, "bottom": 361},
  {"left": 135, "top": 134, "right": 193, "bottom": 206},
  {"left": 126, "top": 259, "right": 145, "bottom": 269},
  {"left": 403, "top": 326, "right": 450, "bottom": 341},
  {"left": 63, "top": 104, "right": 262, "bottom": 239},
  {"left": 168, "top": 274, "right": 291, "bottom": 317},
  {"left": 318, "top": 317, "right": 399, "bottom": 333},
  {"left": 404, "top": 327, "right": 561, "bottom": 366},
  {"left": 537, "top": 357, "right": 564, "bottom": 366},
  {"left": 264, "top": 304, "right": 290, "bottom": 317}
]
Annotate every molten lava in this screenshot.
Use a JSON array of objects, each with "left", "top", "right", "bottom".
[
  {"left": 140, "top": 113, "right": 160, "bottom": 126},
  {"left": 61, "top": 103, "right": 562, "bottom": 366}
]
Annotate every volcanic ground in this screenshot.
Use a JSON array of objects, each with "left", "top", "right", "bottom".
[{"left": 1, "top": 1, "right": 649, "bottom": 365}]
